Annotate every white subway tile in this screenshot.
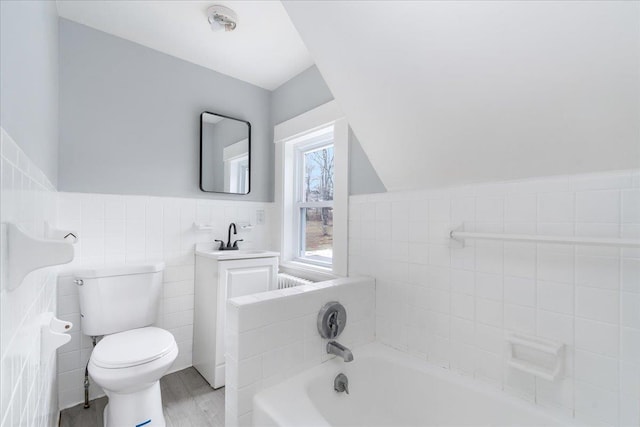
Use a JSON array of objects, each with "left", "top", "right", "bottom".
[
  {"left": 575, "top": 380, "right": 619, "bottom": 426},
  {"left": 571, "top": 171, "right": 632, "bottom": 191},
  {"left": 474, "top": 350, "right": 503, "bottom": 385},
  {"left": 475, "top": 242, "right": 503, "bottom": 275},
  {"left": 504, "top": 304, "right": 535, "bottom": 334},
  {"left": 517, "top": 176, "right": 570, "bottom": 194},
  {"left": 391, "top": 219, "right": 409, "bottom": 242},
  {"left": 450, "top": 317, "right": 475, "bottom": 345},
  {"left": 504, "top": 368, "right": 535, "bottom": 402},
  {"left": 576, "top": 286, "right": 619, "bottom": 324},
  {"left": 451, "top": 197, "right": 474, "bottom": 224},
  {"left": 503, "top": 243, "right": 536, "bottom": 279},
  {"left": 451, "top": 245, "right": 475, "bottom": 270},
  {"left": 407, "top": 263, "right": 428, "bottom": 286},
  {"left": 408, "top": 199, "right": 428, "bottom": 222},
  {"left": 503, "top": 222, "right": 536, "bottom": 234},
  {"left": 451, "top": 292, "right": 474, "bottom": 321},
  {"left": 622, "top": 189, "right": 640, "bottom": 224},
  {"left": 428, "top": 245, "right": 450, "bottom": 268},
  {"left": 621, "top": 327, "right": 640, "bottom": 363},
  {"left": 537, "top": 250, "right": 574, "bottom": 284},
  {"left": 537, "top": 310, "right": 573, "bottom": 344},
  {"left": 451, "top": 269, "right": 474, "bottom": 295},
  {"left": 574, "top": 350, "right": 618, "bottom": 391},
  {"left": 536, "top": 376, "right": 574, "bottom": 415},
  {"left": 408, "top": 242, "right": 429, "bottom": 265},
  {"left": 476, "top": 298, "right": 503, "bottom": 327},
  {"left": 390, "top": 240, "right": 409, "bottom": 262},
  {"left": 505, "top": 194, "right": 536, "bottom": 223},
  {"left": 621, "top": 258, "right": 640, "bottom": 293},
  {"left": 476, "top": 197, "right": 504, "bottom": 222},
  {"left": 450, "top": 342, "right": 476, "bottom": 375},
  {"left": 575, "top": 256, "right": 620, "bottom": 290},
  {"left": 575, "top": 190, "right": 620, "bottom": 223},
  {"left": 575, "top": 318, "right": 619, "bottom": 358},
  {"left": 408, "top": 220, "right": 429, "bottom": 243},
  {"left": 428, "top": 221, "right": 451, "bottom": 244},
  {"left": 429, "top": 199, "right": 450, "bottom": 221},
  {"left": 504, "top": 276, "right": 535, "bottom": 307},
  {"left": 621, "top": 292, "right": 640, "bottom": 328},
  {"left": 375, "top": 201, "right": 391, "bottom": 221},
  {"left": 428, "top": 288, "right": 450, "bottom": 314},
  {"left": 574, "top": 222, "right": 620, "bottom": 257},
  {"left": 475, "top": 273, "right": 503, "bottom": 301},
  {"left": 537, "top": 280, "right": 573, "bottom": 315},
  {"left": 391, "top": 200, "right": 409, "bottom": 222},
  {"left": 538, "top": 193, "right": 574, "bottom": 223},
  {"left": 620, "top": 394, "right": 640, "bottom": 427},
  {"left": 375, "top": 220, "right": 392, "bottom": 241},
  {"left": 81, "top": 195, "right": 105, "bottom": 223}
]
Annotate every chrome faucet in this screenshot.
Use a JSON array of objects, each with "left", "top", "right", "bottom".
[
  {"left": 327, "top": 341, "right": 354, "bottom": 362},
  {"left": 215, "top": 223, "right": 243, "bottom": 251}
]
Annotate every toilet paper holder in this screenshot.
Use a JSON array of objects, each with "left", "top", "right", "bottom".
[{"left": 40, "top": 312, "right": 73, "bottom": 363}]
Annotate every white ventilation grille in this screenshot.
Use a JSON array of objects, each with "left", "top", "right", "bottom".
[{"left": 277, "top": 273, "right": 313, "bottom": 289}]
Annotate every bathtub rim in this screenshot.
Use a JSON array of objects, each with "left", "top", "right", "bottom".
[{"left": 252, "top": 341, "right": 582, "bottom": 427}]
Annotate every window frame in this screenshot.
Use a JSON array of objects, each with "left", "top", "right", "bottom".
[{"left": 274, "top": 100, "right": 349, "bottom": 278}]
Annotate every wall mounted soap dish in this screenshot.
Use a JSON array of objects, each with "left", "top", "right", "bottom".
[
  {"left": 5, "top": 223, "right": 76, "bottom": 291},
  {"left": 507, "top": 333, "right": 564, "bottom": 381}
]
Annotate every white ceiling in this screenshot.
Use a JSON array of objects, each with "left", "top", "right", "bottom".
[
  {"left": 56, "top": 0, "right": 313, "bottom": 90},
  {"left": 284, "top": 1, "right": 640, "bottom": 191}
]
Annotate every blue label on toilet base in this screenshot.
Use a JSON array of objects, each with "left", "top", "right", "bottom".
[{"left": 136, "top": 419, "right": 151, "bottom": 427}]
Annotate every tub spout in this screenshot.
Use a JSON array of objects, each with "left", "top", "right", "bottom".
[{"left": 327, "top": 341, "right": 354, "bottom": 362}]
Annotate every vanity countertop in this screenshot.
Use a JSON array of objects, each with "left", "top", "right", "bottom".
[{"left": 195, "top": 245, "right": 279, "bottom": 261}]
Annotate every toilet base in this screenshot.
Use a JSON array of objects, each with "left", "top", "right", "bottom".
[{"left": 102, "top": 381, "right": 166, "bottom": 427}]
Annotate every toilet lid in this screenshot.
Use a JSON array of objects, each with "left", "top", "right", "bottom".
[{"left": 92, "top": 327, "right": 176, "bottom": 369}]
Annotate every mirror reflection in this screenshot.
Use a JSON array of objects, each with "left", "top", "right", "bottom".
[{"left": 200, "top": 112, "right": 251, "bottom": 194}]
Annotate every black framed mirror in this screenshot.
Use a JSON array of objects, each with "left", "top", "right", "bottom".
[{"left": 199, "top": 111, "right": 251, "bottom": 194}]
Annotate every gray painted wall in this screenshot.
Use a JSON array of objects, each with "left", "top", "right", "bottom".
[
  {"left": 59, "top": 19, "right": 272, "bottom": 201},
  {"left": 271, "top": 66, "right": 386, "bottom": 195},
  {"left": 349, "top": 129, "right": 386, "bottom": 195},
  {"left": 270, "top": 66, "right": 335, "bottom": 126},
  {"left": 1, "top": 1, "right": 59, "bottom": 185}
]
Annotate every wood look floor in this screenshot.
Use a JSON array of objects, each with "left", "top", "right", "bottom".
[{"left": 60, "top": 368, "right": 225, "bottom": 427}]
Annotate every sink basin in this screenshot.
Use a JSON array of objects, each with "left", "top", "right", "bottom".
[{"left": 195, "top": 247, "right": 280, "bottom": 261}]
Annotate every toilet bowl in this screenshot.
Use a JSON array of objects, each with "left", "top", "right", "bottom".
[
  {"left": 76, "top": 263, "right": 177, "bottom": 427},
  {"left": 89, "top": 327, "right": 178, "bottom": 427}
]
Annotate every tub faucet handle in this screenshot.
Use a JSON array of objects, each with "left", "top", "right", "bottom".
[
  {"left": 328, "top": 311, "right": 339, "bottom": 336},
  {"left": 334, "top": 373, "right": 349, "bottom": 394}
]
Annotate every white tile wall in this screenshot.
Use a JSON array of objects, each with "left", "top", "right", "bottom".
[
  {"left": 1, "top": 129, "right": 60, "bottom": 427},
  {"left": 55, "top": 192, "right": 275, "bottom": 409},
  {"left": 349, "top": 169, "right": 640, "bottom": 427},
  {"left": 225, "top": 277, "right": 376, "bottom": 427}
]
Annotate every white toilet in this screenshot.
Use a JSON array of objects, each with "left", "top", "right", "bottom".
[{"left": 76, "top": 262, "right": 178, "bottom": 427}]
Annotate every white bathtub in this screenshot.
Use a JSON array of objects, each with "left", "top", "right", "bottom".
[{"left": 253, "top": 342, "right": 579, "bottom": 427}]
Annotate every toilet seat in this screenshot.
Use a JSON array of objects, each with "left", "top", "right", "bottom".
[{"left": 92, "top": 327, "right": 176, "bottom": 369}]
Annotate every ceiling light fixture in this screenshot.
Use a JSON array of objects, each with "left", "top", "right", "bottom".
[{"left": 207, "top": 5, "right": 238, "bottom": 32}]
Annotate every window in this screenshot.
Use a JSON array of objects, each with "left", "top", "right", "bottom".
[
  {"left": 294, "top": 128, "right": 334, "bottom": 265},
  {"left": 274, "top": 100, "right": 348, "bottom": 277}
]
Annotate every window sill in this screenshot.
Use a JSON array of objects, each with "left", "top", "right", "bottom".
[{"left": 279, "top": 260, "right": 339, "bottom": 283}]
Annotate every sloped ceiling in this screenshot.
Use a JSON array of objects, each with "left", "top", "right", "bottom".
[
  {"left": 283, "top": 1, "right": 640, "bottom": 191},
  {"left": 56, "top": 1, "right": 313, "bottom": 90}
]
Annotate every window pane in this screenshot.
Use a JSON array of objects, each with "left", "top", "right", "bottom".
[
  {"left": 300, "top": 207, "right": 333, "bottom": 262},
  {"left": 303, "top": 146, "right": 334, "bottom": 202}
]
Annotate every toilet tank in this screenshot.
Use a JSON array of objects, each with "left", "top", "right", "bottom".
[{"left": 76, "top": 263, "right": 165, "bottom": 336}]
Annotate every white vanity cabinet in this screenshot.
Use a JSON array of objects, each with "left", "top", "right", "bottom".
[{"left": 193, "top": 248, "right": 279, "bottom": 388}]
